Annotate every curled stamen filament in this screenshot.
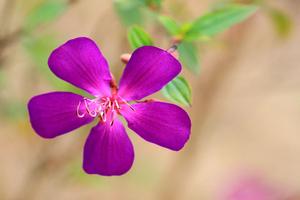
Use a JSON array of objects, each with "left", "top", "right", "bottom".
[
  {"left": 84, "top": 99, "right": 97, "bottom": 117},
  {"left": 76, "top": 96, "right": 134, "bottom": 126},
  {"left": 76, "top": 100, "right": 86, "bottom": 118}
]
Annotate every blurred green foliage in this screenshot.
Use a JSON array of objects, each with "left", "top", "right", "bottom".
[
  {"left": 158, "top": 4, "right": 257, "bottom": 104},
  {"left": 23, "top": 35, "right": 62, "bottom": 89},
  {"left": 184, "top": 4, "right": 258, "bottom": 40},
  {"left": 21, "top": 0, "right": 90, "bottom": 97},
  {"left": 127, "top": 25, "right": 153, "bottom": 49},
  {"left": 268, "top": 8, "right": 292, "bottom": 38},
  {"left": 24, "top": 0, "right": 67, "bottom": 32},
  {"left": 124, "top": 3, "right": 258, "bottom": 106},
  {"left": 114, "top": 0, "right": 163, "bottom": 26},
  {"left": 157, "top": 4, "right": 257, "bottom": 73},
  {"left": 23, "top": 35, "right": 91, "bottom": 97},
  {"left": 2, "top": 101, "right": 27, "bottom": 120},
  {"left": 178, "top": 41, "right": 200, "bottom": 73},
  {"left": 1, "top": 0, "right": 71, "bottom": 120},
  {"left": 23, "top": 0, "right": 65, "bottom": 88},
  {"left": 250, "top": 0, "right": 293, "bottom": 38},
  {"left": 23, "top": 35, "right": 57, "bottom": 70},
  {"left": 22, "top": 0, "right": 65, "bottom": 61},
  {"left": 114, "top": 0, "right": 145, "bottom": 26},
  {"left": 68, "top": 159, "right": 107, "bottom": 186},
  {"left": 158, "top": 15, "right": 181, "bottom": 36},
  {"left": 162, "top": 76, "right": 192, "bottom": 106},
  {"left": 0, "top": 68, "right": 27, "bottom": 119}
]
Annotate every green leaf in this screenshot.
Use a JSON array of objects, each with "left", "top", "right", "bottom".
[
  {"left": 114, "top": 0, "right": 145, "bottom": 26},
  {"left": 269, "top": 8, "right": 292, "bottom": 38},
  {"left": 158, "top": 15, "right": 181, "bottom": 36},
  {"left": 23, "top": 35, "right": 57, "bottom": 67},
  {"left": 162, "top": 76, "right": 191, "bottom": 106},
  {"left": 25, "top": 0, "right": 66, "bottom": 32},
  {"left": 178, "top": 42, "right": 200, "bottom": 73},
  {"left": 185, "top": 4, "right": 258, "bottom": 40},
  {"left": 127, "top": 25, "right": 153, "bottom": 49}
]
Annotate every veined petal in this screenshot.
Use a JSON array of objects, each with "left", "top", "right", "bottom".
[
  {"left": 118, "top": 46, "right": 181, "bottom": 101},
  {"left": 83, "top": 119, "right": 134, "bottom": 176},
  {"left": 28, "top": 92, "right": 94, "bottom": 138},
  {"left": 48, "top": 37, "right": 112, "bottom": 97},
  {"left": 121, "top": 101, "right": 191, "bottom": 151}
]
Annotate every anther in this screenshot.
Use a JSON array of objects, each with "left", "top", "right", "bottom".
[{"left": 167, "top": 44, "right": 178, "bottom": 53}]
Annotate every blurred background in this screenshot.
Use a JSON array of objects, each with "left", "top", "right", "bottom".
[{"left": 0, "top": 0, "right": 300, "bottom": 199}]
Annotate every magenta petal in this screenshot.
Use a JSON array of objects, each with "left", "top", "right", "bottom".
[
  {"left": 118, "top": 46, "right": 181, "bottom": 101},
  {"left": 83, "top": 120, "right": 134, "bottom": 176},
  {"left": 48, "top": 37, "right": 112, "bottom": 97},
  {"left": 28, "top": 92, "right": 93, "bottom": 138},
  {"left": 121, "top": 101, "right": 191, "bottom": 151}
]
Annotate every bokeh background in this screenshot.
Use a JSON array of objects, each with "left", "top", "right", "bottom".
[{"left": 0, "top": 0, "right": 300, "bottom": 199}]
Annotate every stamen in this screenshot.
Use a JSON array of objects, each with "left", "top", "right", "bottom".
[
  {"left": 119, "top": 96, "right": 135, "bottom": 111},
  {"left": 115, "top": 100, "right": 120, "bottom": 109},
  {"left": 76, "top": 95, "right": 134, "bottom": 124},
  {"left": 167, "top": 44, "right": 178, "bottom": 53},
  {"left": 84, "top": 99, "right": 98, "bottom": 117},
  {"left": 109, "top": 109, "right": 118, "bottom": 126},
  {"left": 76, "top": 100, "right": 86, "bottom": 118}
]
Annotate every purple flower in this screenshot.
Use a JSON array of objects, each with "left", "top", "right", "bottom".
[{"left": 28, "top": 37, "right": 191, "bottom": 176}]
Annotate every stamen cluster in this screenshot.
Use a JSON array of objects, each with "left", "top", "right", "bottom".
[{"left": 77, "top": 95, "right": 133, "bottom": 125}]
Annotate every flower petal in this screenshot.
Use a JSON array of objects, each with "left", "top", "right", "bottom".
[
  {"left": 28, "top": 92, "right": 93, "bottom": 138},
  {"left": 118, "top": 46, "right": 181, "bottom": 101},
  {"left": 83, "top": 120, "right": 134, "bottom": 176},
  {"left": 121, "top": 101, "right": 191, "bottom": 151},
  {"left": 48, "top": 37, "right": 112, "bottom": 97}
]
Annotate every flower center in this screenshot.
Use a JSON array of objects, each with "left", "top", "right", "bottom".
[{"left": 76, "top": 95, "right": 133, "bottom": 125}]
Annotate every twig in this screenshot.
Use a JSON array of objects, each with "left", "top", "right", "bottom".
[
  {"left": 0, "top": 29, "right": 23, "bottom": 48},
  {"left": 0, "top": 28, "right": 23, "bottom": 67}
]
